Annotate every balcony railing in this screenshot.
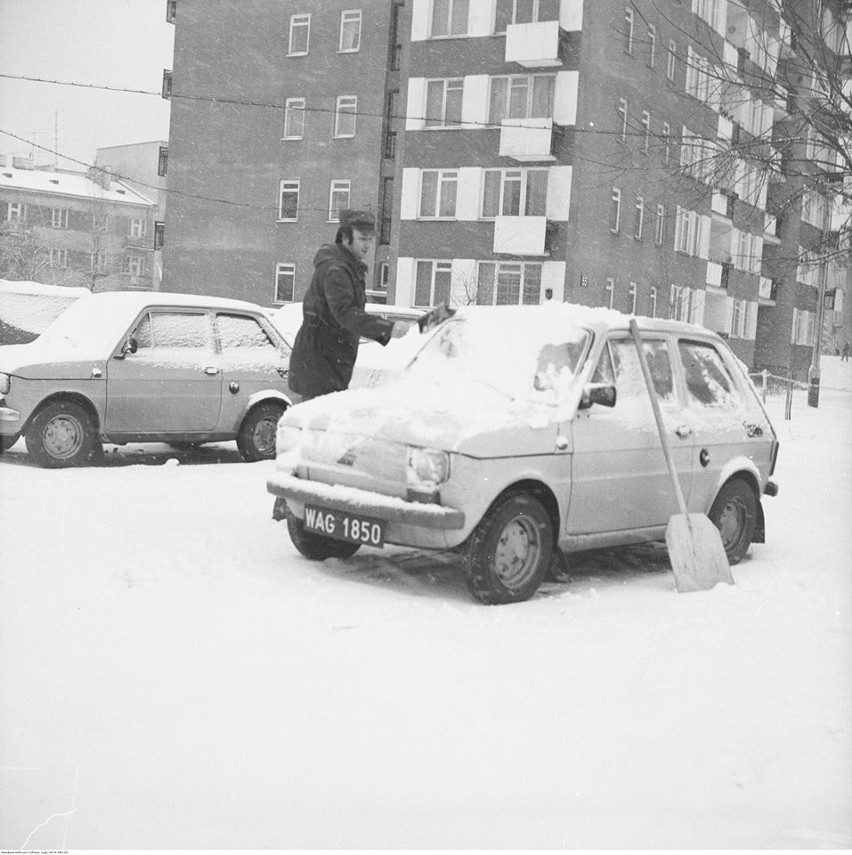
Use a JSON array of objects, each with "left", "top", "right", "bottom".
[
  {"left": 505, "top": 20, "right": 562, "bottom": 67},
  {"left": 493, "top": 216, "right": 548, "bottom": 255},
  {"left": 499, "top": 118, "right": 555, "bottom": 161}
]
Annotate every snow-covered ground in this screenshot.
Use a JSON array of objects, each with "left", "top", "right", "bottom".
[{"left": 1, "top": 359, "right": 851, "bottom": 850}]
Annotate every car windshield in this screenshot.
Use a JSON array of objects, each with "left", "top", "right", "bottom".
[{"left": 405, "top": 307, "right": 591, "bottom": 402}]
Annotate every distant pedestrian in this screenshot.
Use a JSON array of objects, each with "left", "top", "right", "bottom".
[
  {"left": 843, "top": 341, "right": 850, "bottom": 362},
  {"left": 288, "top": 209, "right": 412, "bottom": 401}
]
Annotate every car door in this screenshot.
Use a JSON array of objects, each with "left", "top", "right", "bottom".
[
  {"left": 675, "top": 338, "right": 773, "bottom": 512},
  {"left": 214, "top": 312, "right": 291, "bottom": 432},
  {"left": 105, "top": 308, "right": 222, "bottom": 434},
  {"left": 566, "top": 333, "right": 693, "bottom": 534}
]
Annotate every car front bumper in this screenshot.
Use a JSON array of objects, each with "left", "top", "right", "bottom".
[{"left": 266, "top": 471, "right": 466, "bottom": 531}]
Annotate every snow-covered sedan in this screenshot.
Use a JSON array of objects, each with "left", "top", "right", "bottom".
[
  {"left": 267, "top": 304, "right": 779, "bottom": 604},
  {"left": 0, "top": 291, "right": 293, "bottom": 466}
]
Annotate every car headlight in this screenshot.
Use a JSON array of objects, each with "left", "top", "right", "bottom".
[
  {"left": 406, "top": 446, "right": 450, "bottom": 489},
  {"left": 0, "top": 373, "right": 9, "bottom": 395}
]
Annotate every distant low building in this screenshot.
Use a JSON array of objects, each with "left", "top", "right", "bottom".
[{"left": 0, "top": 161, "right": 158, "bottom": 292}]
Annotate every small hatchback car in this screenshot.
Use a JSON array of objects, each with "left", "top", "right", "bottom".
[
  {"left": 0, "top": 291, "right": 293, "bottom": 466},
  {"left": 267, "top": 304, "right": 779, "bottom": 604}
]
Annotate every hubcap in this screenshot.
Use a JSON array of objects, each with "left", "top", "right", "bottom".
[
  {"left": 253, "top": 417, "right": 278, "bottom": 455},
  {"left": 494, "top": 515, "right": 540, "bottom": 590},
  {"left": 43, "top": 414, "right": 84, "bottom": 459},
  {"left": 717, "top": 498, "right": 746, "bottom": 549}
]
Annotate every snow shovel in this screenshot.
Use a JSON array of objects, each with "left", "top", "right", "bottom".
[
  {"left": 417, "top": 303, "right": 456, "bottom": 333},
  {"left": 628, "top": 320, "right": 734, "bottom": 593}
]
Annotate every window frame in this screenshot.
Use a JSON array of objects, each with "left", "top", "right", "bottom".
[
  {"left": 604, "top": 276, "right": 615, "bottom": 309},
  {"left": 617, "top": 97, "right": 628, "bottom": 144},
  {"left": 647, "top": 24, "right": 657, "bottom": 67},
  {"left": 476, "top": 261, "right": 543, "bottom": 306},
  {"left": 328, "top": 179, "right": 352, "bottom": 222},
  {"left": 655, "top": 203, "right": 666, "bottom": 245},
  {"left": 419, "top": 169, "right": 459, "bottom": 219},
  {"left": 431, "top": 0, "right": 469, "bottom": 38},
  {"left": 481, "top": 167, "right": 548, "bottom": 219},
  {"left": 333, "top": 95, "right": 358, "bottom": 138},
  {"left": 274, "top": 262, "right": 296, "bottom": 304},
  {"left": 634, "top": 195, "right": 645, "bottom": 240},
  {"left": 641, "top": 110, "right": 651, "bottom": 153},
  {"left": 51, "top": 208, "right": 69, "bottom": 229},
  {"left": 129, "top": 216, "right": 147, "bottom": 238},
  {"left": 288, "top": 13, "right": 311, "bottom": 56},
  {"left": 667, "top": 40, "right": 677, "bottom": 81},
  {"left": 339, "top": 9, "right": 362, "bottom": 53},
  {"left": 283, "top": 97, "right": 306, "bottom": 140},
  {"left": 278, "top": 179, "right": 300, "bottom": 222},
  {"left": 414, "top": 259, "right": 453, "bottom": 307},
  {"left": 424, "top": 77, "right": 464, "bottom": 128},
  {"left": 488, "top": 73, "right": 556, "bottom": 123},
  {"left": 624, "top": 7, "right": 635, "bottom": 54},
  {"left": 610, "top": 187, "right": 622, "bottom": 234},
  {"left": 49, "top": 248, "right": 68, "bottom": 268},
  {"left": 6, "top": 201, "right": 25, "bottom": 221}
]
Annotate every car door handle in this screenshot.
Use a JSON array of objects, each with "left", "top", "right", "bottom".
[
  {"left": 204, "top": 366, "right": 220, "bottom": 376},
  {"left": 675, "top": 424, "right": 692, "bottom": 438}
]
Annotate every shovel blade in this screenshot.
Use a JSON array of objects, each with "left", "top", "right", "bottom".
[{"left": 665, "top": 513, "right": 734, "bottom": 593}]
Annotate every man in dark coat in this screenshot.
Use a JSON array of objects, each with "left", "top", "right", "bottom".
[{"left": 288, "top": 210, "right": 412, "bottom": 401}]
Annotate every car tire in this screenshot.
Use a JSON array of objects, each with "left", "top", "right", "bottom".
[
  {"left": 707, "top": 478, "right": 758, "bottom": 565},
  {"left": 463, "top": 492, "right": 553, "bottom": 605},
  {"left": 25, "top": 400, "right": 98, "bottom": 469},
  {"left": 237, "top": 402, "right": 285, "bottom": 462},
  {"left": 286, "top": 506, "right": 361, "bottom": 561}
]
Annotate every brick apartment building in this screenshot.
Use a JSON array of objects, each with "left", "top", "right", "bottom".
[{"left": 161, "top": 0, "right": 851, "bottom": 376}]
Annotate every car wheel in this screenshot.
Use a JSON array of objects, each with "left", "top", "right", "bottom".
[
  {"left": 463, "top": 492, "right": 553, "bottom": 605},
  {"left": 237, "top": 402, "right": 285, "bottom": 462},
  {"left": 286, "top": 506, "right": 361, "bottom": 561},
  {"left": 707, "top": 478, "right": 758, "bottom": 565},
  {"left": 25, "top": 400, "right": 97, "bottom": 469}
]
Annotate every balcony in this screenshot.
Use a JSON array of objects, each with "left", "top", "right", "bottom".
[
  {"left": 493, "top": 216, "right": 548, "bottom": 255},
  {"left": 505, "top": 20, "right": 561, "bottom": 67},
  {"left": 499, "top": 118, "right": 555, "bottom": 161}
]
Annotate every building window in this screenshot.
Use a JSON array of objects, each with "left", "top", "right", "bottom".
[
  {"left": 655, "top": 204, "right": 666, "bottom": 245},
  {"left": 605, "top": 277, "right": 615, "bottom": 309},
  {"left": 379, "top": 176, "right": 394, "bottom": 244},
  {"left": 628, "top": 281, "right": 638, "bottom": 313},
  {"left": 650, "top": 285, "right": 658, "bottom": 317},
  {"left": 274, "top": 263, "right": 296, "bottom": 303},
  {"left": 647, "top": 24, "right": 657, "bottom": 67},
  {"left": 154, "top": 221, "right": 165, "bottom": 250},
  {"left": 431, "top": 0, "right": 469, "bottom": 37},
  {"left": 5, "top": 202, "right": 25, "bottom": 221},
  {"left": 667, "top": 40, "right": 677, "bottom": 81},
  {"left": 289, "top": 13, "right": 310, "bottom": 55},
  {"left": 125, "top": 254, "right": 144, "bottom": 276},
  {"left": 414, "top": 259, "right": 453, "bottom": 306},
  {"left": 129, "top": 217, "right": 147, "bottom": 238},
  {"left": 166, "top": 0, "right": 177, "bottom": 23},
  {"left": 482, "top": 168, "right": 548, "bottom": 217},
  {"left": 284, "top": 97, "right": 306, "bottom": 139},
  {"left": 494, "top": 0, "right": 560, "bottom": 30},
  {"left": 489, "top": 74, "right": 555, "bottom": 123},
  {"left": 477, "top": 262, "right": 542, "bottom": 305},
  {"left": 610, "top": 187, "right": 622, "bottom": 233},
  {"left": 662, "top": 121, "right": 671, "bottom": 163},
  {"left": 425, "top": 78, "right": 463, "bottom": 128},
  {"left": 334, "top": 96, "right": 357, "bottom": 137},
  {"left": 634, "top": 196, "right": 644, "bottom": 239},
  {"left": 158, "top": 145, "right": 168, "bottom": 176},
  {"left": 670, "top": 284, "right": 693, "bottom": 322},
  {"left": 278, "top": 179, "right": 300, "bottom": 221},
  {"left": 624, "top": 7, "right": 634, "bottom": 53},
  {"left": 384, "top": 89, "right": 398, "bottom": 156},
  {"left": 161, "top": 69, "right": 172, "bottom": 99},
  {"left": 378, "top": 261, "right": 390, "bottom": 292},
  {"left": 49, "top": 248, "right": 68, "bottom": 268},
  {"left": 420, "top": 169, "right": 458, "bottom": 218},
  {"left": 328, "top": 180, "right": 351, "bottom": 221},
  {"left": 51, "top": 208, "right": 69, "bottom": 229},
  {"left": 674, "top": 206, "right": 704, "bottom": 257},
  {"left": 617, "top": 97, "right": 628, "bottom": 143},
  {"left": 339, "top": 9, "right": 362, "bottom": 52},
  {"left": 641, "top": 110, "right": 651, "bottom": 153},
  {"left": 90, "top": 251, "right": 108, "bottom": 273}
]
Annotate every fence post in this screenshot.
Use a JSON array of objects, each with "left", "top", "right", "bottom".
[
  {"left": 761, "top": 369, "right": 768, "bottom": 403},
  {"left": 784, "top": 371, "right": 793, "bottom": 420}
]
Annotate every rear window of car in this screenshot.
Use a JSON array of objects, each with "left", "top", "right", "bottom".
[
  {"left": 678, "top": 340, "right": 742, "bottom": 409},
  {"left": 216, "top": 313, "right": 280, "bottom": 352}
]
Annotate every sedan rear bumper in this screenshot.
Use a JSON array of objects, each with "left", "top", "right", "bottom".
[{"left": 267, "top": 471, "right": 465, "bottom": 530}]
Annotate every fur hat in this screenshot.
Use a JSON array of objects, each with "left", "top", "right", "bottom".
[{"left": 339, "top": 209, "right": 376, "bottom": 233}]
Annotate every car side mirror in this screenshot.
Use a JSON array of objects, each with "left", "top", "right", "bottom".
[
  {"left": 118, "top": 336, "right": 138, "bottom": 358},
  {"left": 578, "top": 382, "right": 617, "bottom": 410}
]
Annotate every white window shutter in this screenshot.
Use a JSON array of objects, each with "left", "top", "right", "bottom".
[
  {"left": 395, "top": 258, "right": 416, "bottom": 305},
  {"left": 545, "top": 165, "right": 572, "bottom": 221},
  {"left": 468, "top": 0, "right": 494, "bottom": 36},
  {"left": 723, "top": 295, "right": 734, "bottom": 335},
  {"left": 400, "top": 169, "right": 420, "bottom": 220},
  {"left": 410, "top": 0, "right": 430, "bottom": 41},
  {"left": 406, "top": 78, "right": 426, "bottom": 130},
  {"left": 698, "top": 214, "right": 711, "bottom": 259},
  {"left": 542, "top": 261, "right": 567, "bottom": 300},
  {"left": 746, "top": 300, "right": 758, "bottom": 339},
  {"left": 553, "top": 71, "right": 579, "bottom": 125},
  {"left": 691, "top": 288, "right": 706, "bottom": 326},
  {"left": 751, "top": 235, "right": 763, "bottom": 275},
  {"left": 462, "top": 76, "right": 489, "bottom": 129},
  {"left": 456, "top": 168, "right": 481, "bottom": 221},
  {"left": 560, "top": 0, "right": 584, "bottom": 31}
]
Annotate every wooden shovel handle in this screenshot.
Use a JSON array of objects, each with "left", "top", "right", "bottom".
[{"left": 628, "top": 319, "right": 690, "bottom": 517}]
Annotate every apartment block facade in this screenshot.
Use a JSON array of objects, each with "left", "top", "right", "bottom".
[
  {"left": 162, "top": 0, "right": 851, "bottom": 376},
  {"left": 0, "top": 159, "right": 158, "bottom": 291}
]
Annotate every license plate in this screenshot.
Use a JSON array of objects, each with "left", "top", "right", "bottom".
[{"left": 303, "top": 504, "right": 385, "bottom": 547}]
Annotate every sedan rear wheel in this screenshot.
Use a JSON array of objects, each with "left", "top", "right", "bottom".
[
  {"left": 463, "top": 492, "right": 553, "bottom": 605},
  {"left": 237, "top": 402, "right": 285, "bottom": 461},
  {"left": 26, "top": 400, "right": 97, "bottom": 468},
  {"left": 707, "top": 478, "right": 758, "bottom": 565}
]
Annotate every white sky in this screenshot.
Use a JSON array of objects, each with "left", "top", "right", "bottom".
[{"left": 0, "top": 0, "right": 174, "bottom": 169}]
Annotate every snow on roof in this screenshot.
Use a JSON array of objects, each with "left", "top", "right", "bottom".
[{"left": 0, "top": 166, "right": 154, "bottom": 206}]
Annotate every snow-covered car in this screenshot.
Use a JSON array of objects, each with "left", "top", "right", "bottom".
[
  {"left": 271, "top": 302, "right": 428, "bottom": 388},
  {"left": 0, "top": 291, "right": 293, "bottom": 466},
  {"left": 267, "top": 304, "right": 779, "bottom": 604},
  {"left": 0, "top": 279, "right": 90, "bottom": 345}
]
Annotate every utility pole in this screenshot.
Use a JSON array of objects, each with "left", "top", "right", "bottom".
[{"left": 808, "top": 193, "right": 834, "bottom": 408}]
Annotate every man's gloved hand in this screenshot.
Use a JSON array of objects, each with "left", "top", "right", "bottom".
[{"left": 390, "top": 320, "right": 413, "bottom": 339}]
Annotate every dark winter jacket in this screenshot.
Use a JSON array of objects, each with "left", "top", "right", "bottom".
[{"left": 288, "top": 243, "right": 394, "bottom": 399}]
